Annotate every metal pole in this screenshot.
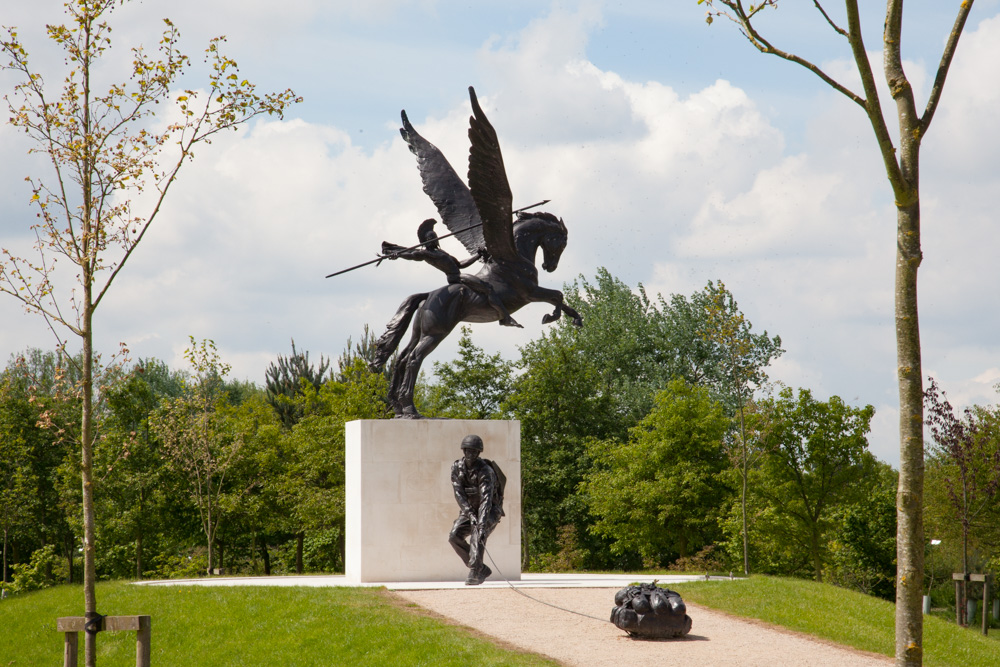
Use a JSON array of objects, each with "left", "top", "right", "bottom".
[
  {"left": 324, "top": 200, "right": 550, "bottom": 278},
  {"left": 325, "top": 222, "right": 484, "bottom": 278}
]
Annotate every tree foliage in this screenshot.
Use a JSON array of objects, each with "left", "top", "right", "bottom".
[
  {"left": 583, "top": 379, "right": 730, "bottom": 565},
  {"left": 265, "top": 340, "right": 330, "bottom": 429},
  {"left": 498, "top": 269, "right": 781, "bottom": 569},
  {"left": 827, "top": 463, "right": 898, "bottom": 600},
  {"left": 742, "top": 388, "right": 877, "bottom": 581},
  {"left": 422, "top": 327, "right": 513, "bottom": 419},
  {"left": 151, "top": 339, "right": 269, "bottom": 575}
]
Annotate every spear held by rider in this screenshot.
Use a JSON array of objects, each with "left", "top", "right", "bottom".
[{"left": 323, "top": 200, "right": 549, "bottom": 279}]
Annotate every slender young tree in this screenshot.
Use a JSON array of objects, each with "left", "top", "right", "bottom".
[
  {"left": 0, "top": 2, "right": 299, "bottom": 663},
  {"left": 696, "top": 280, "right": 782, "bottom": 575},
  {"left": 923, "top": 378, "right": 1000, "bottom": 625},
  {"left": 696, "top": 2, "right": 976, "bottom": 662},
  {"left": 152, "top": 338, "right": 260, "bottom": 578}
]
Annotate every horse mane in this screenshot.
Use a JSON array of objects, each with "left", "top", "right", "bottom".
[{"left": 514, "top": 210, "right": 566, "bottom": 233}]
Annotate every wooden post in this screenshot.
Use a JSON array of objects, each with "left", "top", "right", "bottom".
[
  {"left": 63, "top": 631, "right": 78, "bottom": 667},
  {"left": 954, "top": 573, "right": 975, "bottom": 625},
  {"left": 136, "top": 615, "right": 151, "bottom": 667},
  {"left": 976, "top": 574, "right": 991, "bottom": 637},
  {"left": 954, "top": 574, "right": 964, "bottom": 625},
  {"left": 58, "top": 616, "right": 151, "bottom": 667}
]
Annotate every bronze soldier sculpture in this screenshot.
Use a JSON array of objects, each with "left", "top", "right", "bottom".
[
  {"left": 366, "top": 87, "right": 583, "bottom": 418},
  {"left": 381, "top": 218, "right": 522, "bottom": 328},
  {"left": 449, "top": 434, "right": 505, "bottom": 585}
]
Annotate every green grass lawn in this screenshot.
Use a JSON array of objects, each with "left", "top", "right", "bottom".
[
  {"left": 671, "top": 575, "right": 1000, "bottom": 667},
  {"left": 5, "top": 576, "right": 999, "bottom": 666},
  {"left": 0, "top": 582, "right": 556, "bottom": 666}
]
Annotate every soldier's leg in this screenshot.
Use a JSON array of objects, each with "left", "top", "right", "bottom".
[
  {"left": 468, "top": 519, "right": 499, "bottom": 584},
  {"left": 468, "top": 518, "right": 499, "bottom": 573},
  {"left": 448, "top": 515, "right": 473, "bottom": 565}
]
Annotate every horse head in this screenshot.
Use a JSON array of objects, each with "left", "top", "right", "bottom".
[{"left": 513, "top": 211, "right": 567, "bottom": 273}]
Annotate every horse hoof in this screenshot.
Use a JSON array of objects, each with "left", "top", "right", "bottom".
[
  {"left": 572, "top": 318, "right": 583, "bottom": 328},
  {"left": 541, "top": 314, "right": 557, "bottom": 324},
  {"left": 500, "top": 317, "right": 523, "bottom": 328}
]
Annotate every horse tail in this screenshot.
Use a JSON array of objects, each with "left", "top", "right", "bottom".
[{"left": 370, "top": 292, "right": 428, "bottom": 371}]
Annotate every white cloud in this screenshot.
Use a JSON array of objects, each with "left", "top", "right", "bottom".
[{"left": 3, "top": 2, "right": 1000, "bottom": 470}]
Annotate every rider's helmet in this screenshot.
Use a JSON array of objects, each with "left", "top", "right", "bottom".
[{"left": 417, "top": 218, "right": 440, "bottom": 251}]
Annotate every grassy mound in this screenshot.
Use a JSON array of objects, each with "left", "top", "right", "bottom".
[
  {"left": 0, "top": 581, "right": 555, "bottom": 666},
  {"left": 672, "top": 575, "right": 999, "bottom": 667}
]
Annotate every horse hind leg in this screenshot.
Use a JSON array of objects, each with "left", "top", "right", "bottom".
[
  {"left": 388, "top": 329, "right": 422, "bottom": 417},
  {"left": 397, "top": 332, "right": 448, "bottom": 418}
]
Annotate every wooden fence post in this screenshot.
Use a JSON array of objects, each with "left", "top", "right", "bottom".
[
  {"left": 57, "top": 615, "right": 151, "bottom": 667},
  {"left": 980, "top": 574, "right": 991, "bottom": 637},
  {"left": 63, "top": 630, "right": 78, "bottom": 667}
]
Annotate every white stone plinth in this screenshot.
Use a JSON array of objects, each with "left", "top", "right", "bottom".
[{"left": 345, "top": 419, "right": 521, "bottom": 583}]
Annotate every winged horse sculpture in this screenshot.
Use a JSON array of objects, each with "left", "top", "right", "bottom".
[{"left": 369, "top": 87, "right": 583, "bottom": 418}]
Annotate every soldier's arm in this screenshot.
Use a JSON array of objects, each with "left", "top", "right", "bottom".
[
  {"left": 477, "top": 464, "right": 497, "bottom": 524},
  {"left": 451, "top": 462, "right": 475, "bottom": 516}
]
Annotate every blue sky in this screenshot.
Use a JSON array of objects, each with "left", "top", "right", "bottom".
[{"left": 3, "top": 1, "right": 1000, "bottom": 466}]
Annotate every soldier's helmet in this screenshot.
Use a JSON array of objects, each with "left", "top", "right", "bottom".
[
  {"left": 461, "top": 434, "right": 484, "bottom": 452},
  {"left": 417, "top": 218, "right": 440, "bottom": 251}
]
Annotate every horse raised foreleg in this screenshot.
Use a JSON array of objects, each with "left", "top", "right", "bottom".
[{"left": 531, "top": 285, "right": 583, "bottom": 327}]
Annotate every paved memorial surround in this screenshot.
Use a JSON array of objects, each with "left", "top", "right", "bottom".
[
  {"left": 345, "top": 418, "right": 521, "bottom": 583},
  {"left": 133, "top": 576, "right": 889, "bottom": 666},
  {"left": 395, "top": 587, "right": 893, "bottom": 667}
]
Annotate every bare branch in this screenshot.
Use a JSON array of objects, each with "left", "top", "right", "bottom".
[
  {"left": 920, "top": 0, "right": 975, "bottom": 135},
  {"left": 812, "top": 1, "right": 847, "bottom": 37},
  {"left": 705, "top": 0, "right": 866, "bottom": 108}
]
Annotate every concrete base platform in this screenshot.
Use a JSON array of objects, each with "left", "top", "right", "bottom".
[{"left": 134, "top": 572, "right": 740, "bottom": 591}]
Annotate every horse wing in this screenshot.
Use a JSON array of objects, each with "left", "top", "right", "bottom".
[
  {"left": 467, "top": 87, "right": 519, "bottom": 264},
  {"left": 399, "top": 110, "right": 485, "bottom": 255}
]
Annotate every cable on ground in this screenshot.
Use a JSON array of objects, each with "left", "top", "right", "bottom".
[{"left": 482, "top": 546, "right": 611, "bottom": 624}]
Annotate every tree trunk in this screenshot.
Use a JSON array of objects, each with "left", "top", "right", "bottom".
[
  {"left": 811, "top": 527, "right": 823, "bottom": 582},
  {"left": 260, "top": 538, "right": 271, "bottom": 576},
  {"left": 136, "top": 488, "right": 144, "bottom": 579},
  {"left": 741, "top": 444, "right": 749, "bottom": 576},
  {"left": 82, "top": 308, "right": 98, "bottom": 667},
  {"left": 296, "top": 532, "right": 304, "bottom": 574},
  {"left": 67, "top": 535, "right": 74, "bottom": 584},
  {"left": 206, "top": 502, "right": 214, "bottom": 576},
  {"left": 336, "top": 526, "right": 345, "bottom": 573},
  {"left": 136, "top": 533, "right": 143, "bottom": 580},
  {"left": 893, "top": 197, "right": 924, "bottom": 665}
]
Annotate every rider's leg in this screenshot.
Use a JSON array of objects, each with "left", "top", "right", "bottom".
[{"left": 457, "top": 276, "right": 522, "bottom": 328}]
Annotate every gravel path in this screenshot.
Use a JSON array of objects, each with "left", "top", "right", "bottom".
[{"left": 394, "top": 587, "right": 893, "bottom": 666}]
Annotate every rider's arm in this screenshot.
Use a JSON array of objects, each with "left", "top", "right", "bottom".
[
  {"left": 456, "top": 246, "right": 488, "bottom": 269},
  {"left": 397, "top": 248, "right": 431, "bottom": 262}
]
